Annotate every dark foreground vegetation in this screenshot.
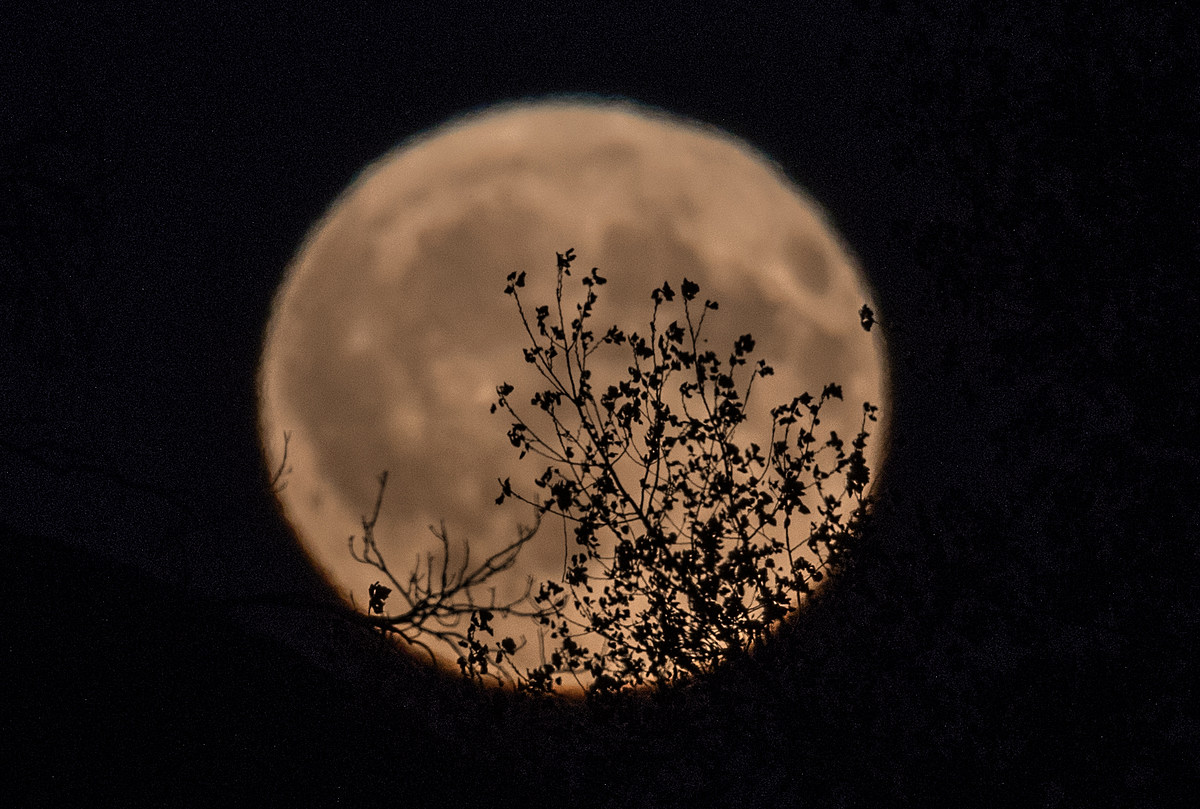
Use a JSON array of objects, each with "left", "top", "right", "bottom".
[{"left": 5, "top": 448, "right": 1195, "bottom": 809}]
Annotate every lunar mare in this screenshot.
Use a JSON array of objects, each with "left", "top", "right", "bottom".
[{"left": 258, "top": 100, "right": 887, "bottom": 682}]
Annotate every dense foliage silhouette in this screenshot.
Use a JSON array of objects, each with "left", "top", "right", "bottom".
[{"left": 359, "top": 250, "right": 878, "bottom": 695}]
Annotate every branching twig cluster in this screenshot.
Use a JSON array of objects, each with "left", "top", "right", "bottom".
[
  {"left": 336, "top": 249, "right": 877, "bottom": 696},
  {"left": 479, "top": 249, "right": 878, "bottom": 694},
  {"left": 347, "top": 471, "right": 544, "bottom": 683}
]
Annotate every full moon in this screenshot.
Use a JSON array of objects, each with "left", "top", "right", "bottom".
[{"left": 258, "top": 99, "right": 887, "bottom": 683}]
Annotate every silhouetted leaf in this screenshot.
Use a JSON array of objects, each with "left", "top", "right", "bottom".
[
  {"left": 367, "top": 581, "right": 391, "bottom": 615},
  {"left": 859, "top": 303, "right": 875, "bottom": 331}
]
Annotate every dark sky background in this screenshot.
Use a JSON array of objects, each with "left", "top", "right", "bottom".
[{"left": 3, "top": 3, "right": 1197, "bottom": 806}]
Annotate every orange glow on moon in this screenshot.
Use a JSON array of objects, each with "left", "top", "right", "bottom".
[{"left": 258, "top": 99, "right": 888, "bottom": 684}]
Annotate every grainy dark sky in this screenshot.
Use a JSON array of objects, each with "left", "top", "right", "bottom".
[
  {"left": 2, "top": 3, "right": 919, "bottom": 596},
  {"left": 3, "top": 3, "right": 1197, "bottom": 804}
]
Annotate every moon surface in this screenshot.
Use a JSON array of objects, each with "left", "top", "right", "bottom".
[{"left": 258, "top": 99, "right": 887, "bottom": 683}]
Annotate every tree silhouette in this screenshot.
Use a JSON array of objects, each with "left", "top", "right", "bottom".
[
  {"left": 354, "top": 249, "right": 878, "bottom": 696},
  {"left": 344, "top": 470, "right": 545, "bottom": 678}
]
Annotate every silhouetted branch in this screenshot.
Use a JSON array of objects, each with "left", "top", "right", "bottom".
[
  {"left": 345, "top": 471, "right": 547, "bottom": 685},
  {"left": 334, "top": 250, "right": 878, "bottom": 696},
  {"left": 269, "top": 430, "right": 292, "bottom": 493},
  {"left": 0, "top": 428, "right": 195, "bottom": 520}
]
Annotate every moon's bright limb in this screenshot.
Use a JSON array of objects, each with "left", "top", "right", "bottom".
[{"left": 258, "top": 99, "right": 888, "bottom": 683}]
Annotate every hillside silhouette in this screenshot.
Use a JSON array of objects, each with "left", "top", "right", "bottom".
[{"left": 0, "top": 523, "right": 518, "bottom": 805}]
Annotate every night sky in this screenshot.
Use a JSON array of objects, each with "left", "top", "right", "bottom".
[{"left": 3, "top": 3, "right": 1197, "bottom": 805}]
